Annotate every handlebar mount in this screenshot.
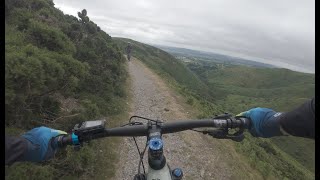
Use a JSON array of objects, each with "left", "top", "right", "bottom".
[{"left": 198, "top": 113, "right": 251, "bottom": 142}]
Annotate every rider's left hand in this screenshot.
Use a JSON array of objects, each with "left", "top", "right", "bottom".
[{"left": 22, "top": 126, "right": 67, "bottom": 162}]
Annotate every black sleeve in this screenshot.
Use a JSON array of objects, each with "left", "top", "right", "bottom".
[
  {"left": 5, "top": 136, "right": 29, "bottom": 165},
  {"left": 279, "top": 98, "right": 315, "bottom": 139}
]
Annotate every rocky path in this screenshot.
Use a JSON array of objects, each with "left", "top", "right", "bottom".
[{"left": 114, "top": 58, "right": 234, "bottom": 180}]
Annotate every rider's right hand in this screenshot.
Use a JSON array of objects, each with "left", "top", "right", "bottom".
[{"left": 237, "top": 108, "right": 282, "bottom": 138}]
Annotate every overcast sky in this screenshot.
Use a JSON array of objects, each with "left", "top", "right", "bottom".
[{"left": 54, "top": 0, "right": 314, "bottom": 73}]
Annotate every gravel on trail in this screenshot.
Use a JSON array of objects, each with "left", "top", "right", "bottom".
[{"left": 114, "top": 59, "right": 233, "bottom": 180}]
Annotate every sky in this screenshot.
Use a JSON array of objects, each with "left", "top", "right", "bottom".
[{"left": 54, "top": 0, "right": 315, "bottom": 73}]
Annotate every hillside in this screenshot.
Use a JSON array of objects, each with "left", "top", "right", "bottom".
[
  {"left": 185, "top": 60, "right": 315, "bottom": 112},
  {"left": 115, "top": 39, "right": 315, "bottom": 179},
  {"left": 5, "top": 0, "right": 128, "bottom": 179},
  {"left": 185, "top": 60, "right": 315, "bottom": 177}
]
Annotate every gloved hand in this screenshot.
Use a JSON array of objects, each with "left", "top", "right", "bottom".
[
  {"left": 237, "top": 108, "right": 282, "bottom": 138},
  {"left": 22, "top": 126, "right": 67, "bottom": 162}
]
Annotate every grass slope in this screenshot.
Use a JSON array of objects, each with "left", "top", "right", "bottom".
[{"left": 186, "top": 60, "right": 315, "bottom": 179}]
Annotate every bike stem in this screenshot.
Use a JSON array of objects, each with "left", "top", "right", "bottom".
[{"left": 148, "top": 122, "right": 166, "bottom": 170}]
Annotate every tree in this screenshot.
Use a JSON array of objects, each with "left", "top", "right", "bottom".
[
  {"left": 81, "top": 9, "right": 87, "bottom": 16},
  {"left": 78, "top": 9, "right": 89, "bottom": 24}
]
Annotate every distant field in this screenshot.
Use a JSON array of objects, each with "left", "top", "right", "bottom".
[{"left": 155, "top": 45, "right": 277, "bottom": 68}]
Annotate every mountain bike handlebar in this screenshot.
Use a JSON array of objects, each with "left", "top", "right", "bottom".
[{"left": 52, "top": 116, "right": 251, "bottom": 148}]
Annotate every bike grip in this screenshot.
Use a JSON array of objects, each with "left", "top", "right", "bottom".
[
  {"left": 51, "top": 134, "right": 73, "bottom": 149},
  {"left": 238, "top": 117, "right": 251, "bottom": 129}
]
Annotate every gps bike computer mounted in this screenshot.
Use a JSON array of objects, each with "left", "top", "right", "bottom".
[
  {"left": 71, "top": 120, "right": 106, "bottom": 150},
  {"left": 72, "top": 119, "right": 106, "bottom": 138}
]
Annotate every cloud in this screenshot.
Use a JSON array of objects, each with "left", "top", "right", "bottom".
[{"left": 53, "top": 0, "right": 314, "bottom": 73}]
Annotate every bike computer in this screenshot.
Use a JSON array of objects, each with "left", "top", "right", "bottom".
[
  {"left": 82, "top": 120, "right": 105, "bottom": 128},
  {"left": 73, "top": 120, "right": 106, "bottom": 136}
]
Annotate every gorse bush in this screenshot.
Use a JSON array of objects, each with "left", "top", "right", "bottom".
[
  {"left": 5, "top": 43, "right": 88, "bottom": 127},
  {"left": 27, "top": 19, "right": 76, "bottom": 54},
  {"left": 5, "top": 0, "right": 127, "bottom": 127},
  {"left": 5, "top": 0, "right": 127, "bottom": 179}
]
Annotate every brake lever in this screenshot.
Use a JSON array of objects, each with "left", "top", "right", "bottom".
[
  {"left": 204, "top": 128, "right": 245, "bottom": 142},
  {"left": 212, "top": 113, "right": 232, "bottom": 119}
]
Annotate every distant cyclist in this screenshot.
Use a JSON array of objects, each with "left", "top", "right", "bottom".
[
  {"left": 5, "top": 98, "right": 314, "bottom": 165},
  {"left": 126, "top": 42, "right": 132, "bottom": 61}
]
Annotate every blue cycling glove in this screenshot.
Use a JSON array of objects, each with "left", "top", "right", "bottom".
[
  {"left": 237, "top": 108, "right": 282, "bottom": 138},
  {"left": 22, "top": 126, "right": 67, "bottom": 162}
]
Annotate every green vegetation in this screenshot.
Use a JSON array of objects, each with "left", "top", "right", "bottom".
[
  {"left": 187, "top": 61, "right": 315, "bottom": 179},
  {"left": 5, "top": 0, "right": 128, "bottom": 179},
  {"left": 115, "top": 39, "right": 315, "bottom": 179}
]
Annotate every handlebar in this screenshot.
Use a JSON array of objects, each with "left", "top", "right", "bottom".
[{"left": 52, "top": 117, "right": 251, "bottom": 148}]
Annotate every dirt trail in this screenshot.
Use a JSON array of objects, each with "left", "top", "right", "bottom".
[{"left": 114, "top": 58, "right": 234, "bottom": 180}]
